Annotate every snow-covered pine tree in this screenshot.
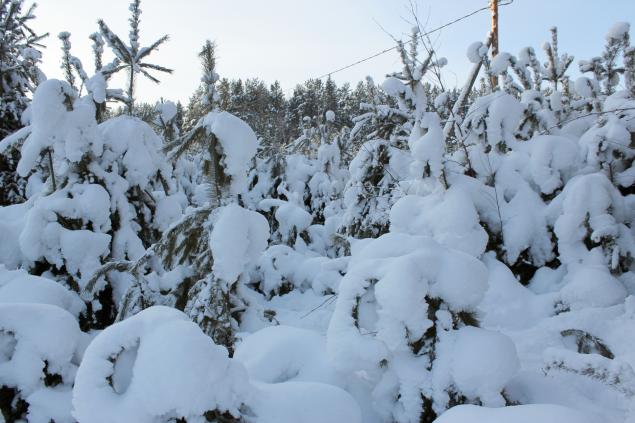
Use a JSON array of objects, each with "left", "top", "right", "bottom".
[
  {"left": 97, "top": 0, "right": 172, "bottom": 114},
  {"left": 306, "top": 112, "right": 349, "bottom": 225},
  {"left": 154, "top": 99, "right": 180, "bottom": 142},
  {"left": 264, "top": 80, "right": 288, "bottom": 146},
  {"left": 0, "top": 2, "right": 181, "bottom": 329},
  {"left": 328, "top": 28, "right": 523, "bottom": 423},
  {"left": 0, "top": 0, "right": 46, "bottom": 206},
  {"left": 96, "top": 41, "right": 266, "bottom": 353},
  {"left": 576, "top": 22, "right": 634, "bottom": 196},
  {"left": 338, "top": 28, "right": 449, "bottom": 239},
  {"left": 0, "top": 73, "right": 179, "bottom": 329},
  {"left": 446, "top": 29, "right": 579, "bottom": 282}
]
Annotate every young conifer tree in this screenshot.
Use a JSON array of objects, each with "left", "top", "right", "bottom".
[
  {"left": 0, "top": 0, "right": 46, "bottom": 205},
  {"left": 93, "top": 41, "right": 265, "bottom": 353},
  {"left": 97, "top": 0, "right": 172, "bottom": 114}
]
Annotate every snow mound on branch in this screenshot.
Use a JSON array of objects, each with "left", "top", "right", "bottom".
[
  {"left": 202, "top": 111, "right": 259, "bottom": 195},
  {"left": 210, "top": 204, "right": 269, "bottom": 283},
  {"left": 606, "top": 22, "right": 630, "bottom": 40},
  {"left": 466, "top": 41, "right": 487, "bottom": 63},
  {"left": 256, "top": 245, "right": 347, "bottom": 294},
  {"left": 73, "top": 306, "right": 249, "bottom": 423},
  {"left": 490, "top": 52, "right": 512, "bottom": 74},
  {"left": 560, "top": 265, "right": 627, "bottom": 309},
  {"left": 18, "top": 186, "right": 112, "bottom": 288},
  {"left": 153, "top": 193, "right": 183, "bottom": 231},
  {"left": 528, "top": 135, "right": 579, "bottom": 195},
  {"left": 574, "top": 77, "right": 597, "bottom": 98},
  {"left": 433, "top": 404, "right": 595, "bottom": 423},
  {"left": 0, "top": 267, "right": 84, "bottom": 316},
  {"left": 382, "top": 77, "right": 406, "bottom": 97},
  {"left": 16, "top": 79, "right": 73, "bottom": 175},
  {"left": 17, "top": 79, "right": 100, "bottom": 176},
  {"left": 0, "top": 203, "right": 28, "bottom": 268},
  {"left": 157, "top": 100, "right": 177, "bottom": 122},
  {"left": 98, "top": 115, "right": 170, "bottom": 188},
  {"left": 408, "top": 112, "right": 445, "bottom": 179},
  {"left": 451, "top": 326, "right": 520, "bottom": 406},
  {"left": 86, "top": 73, "right": 106, "bottom": 104},
  {"left": 235, "top": 325, "right": 341, "bottom": 386},
  {"left": 250, "top": 381, "right": 362, "bottom": 423},
  {"left": 259, "top": 198, "right": 312, "bottom": 240},
  {"left": 390, "top": 187, "right": 488, "bottom": 257}
]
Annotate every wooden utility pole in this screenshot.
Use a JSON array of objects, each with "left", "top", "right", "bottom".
[
  {"left": 490, "top": 0, "right": 499, "bottom": 56},
  {"left": 490, "top": 0, "right": 499, "bottom": 88}
]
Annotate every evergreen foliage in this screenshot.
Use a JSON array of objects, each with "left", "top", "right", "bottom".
[
  {"left": 0, "top": 5, "right": 633, "bottom": 423},
  {"left": 0, "top": 0, "right": 46, "bottom": 205}
]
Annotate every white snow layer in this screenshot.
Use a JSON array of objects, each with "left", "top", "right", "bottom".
[
  {"left": 201, "top": 111, "right": 259, "bottom": 195},
  {"left": 72, "top": 306, "right": 249, "bottom": 423},
  {"left": 433, "top": 404, "right": 596, "bottom": 423},
  {"left": 210, "top": 204, "right": 270, "bottom": 283}
]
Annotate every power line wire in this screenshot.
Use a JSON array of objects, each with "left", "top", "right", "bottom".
[{"left": 314, "top": 0, "right": 514, "bottom": 80}]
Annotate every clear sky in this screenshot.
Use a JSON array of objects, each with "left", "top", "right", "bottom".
[{"left": 31, "top": 0, "right": 635, "bottom": 104}]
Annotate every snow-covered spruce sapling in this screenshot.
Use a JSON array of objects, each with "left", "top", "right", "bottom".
[
  {"left": 307, "top": 133, "right": 348, "bottom": 226},
  {"left": 580, "top": 22, "right": 631, "bottom": 97},
  {"left": 327, "top": 234, "right": 518, "bottom": 423},
  {"left": 0, "top": 77, "right": 178, "bottom": 329},
  {"left": 340, "top": 28, "right": 449, "bottom": 238},
  {"left": 339, "top": 75, "right": 410, "bottom": 238},
  {"left": 90, "top": 42, "right": 264, "bottom": 352},
  {"left": 576, "top": 23, "right": 635, "bottom": 195}
]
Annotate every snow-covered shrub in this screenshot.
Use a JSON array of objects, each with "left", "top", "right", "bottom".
[
  {"left": 340, "top": 30, "right": 451, "bottom": 239},
  {"left": 166, "top": 109, "right": 259, "bottom": 204},
  {"left": 548, "top": 172, "right": 634, "bottom": 271},
  {"left": 0, "top": 78, "right": 177, "bottom": 328},
  {"left": 307, "top": 141, "right": 348, "bottom": 224},
  {"left": 73, "top": 306, "right": 249, "bottom": 423},
  {"left": 100, "top": 44, "right": 267, "bottom": 350},
  {"left": 339, "top": 139, "right": 410, "bottom": 238},
  {"left": 253, "top": 245, "right": 346, "bottom": 296},
  {"left": 0, "top": 303, "right": 82, "bottom": 423},
  {"left": 327, "top": 232, "right": 513, "bottom": 422},
  {"left": 184, "top": 204, "right": 269, "bottom": 348}
]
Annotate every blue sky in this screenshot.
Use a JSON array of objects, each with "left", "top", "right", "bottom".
[{"left": 33, "top": 0, "right": 635, "bottom": 103}]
